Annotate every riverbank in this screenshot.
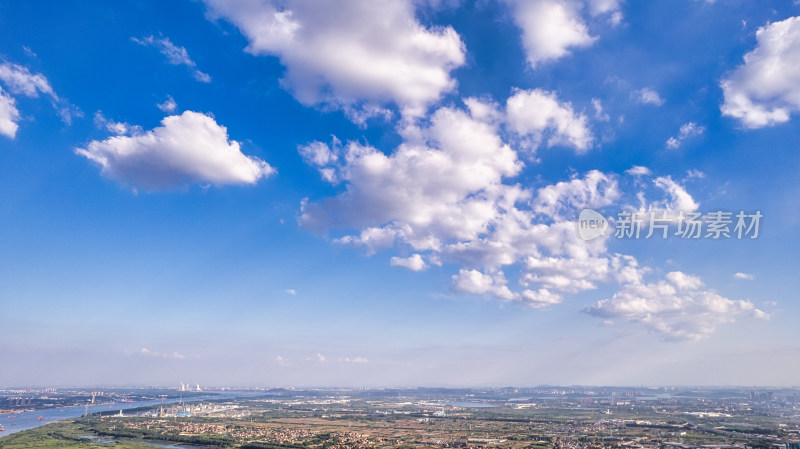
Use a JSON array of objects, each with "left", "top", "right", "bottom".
[{"left": 0, "top": 420, "right": 217, "bottom": 449}]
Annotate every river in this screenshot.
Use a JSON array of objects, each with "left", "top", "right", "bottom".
[{"left": 0, "top": 391, "right": 261, "bottom": 438}]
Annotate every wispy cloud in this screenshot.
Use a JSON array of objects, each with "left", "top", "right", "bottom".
[
  {"left": 133, "top": 35, "right": 211, "bottom": 83},
  {"left": 157, "top": 95, "right": 177, "bottom": 113},
  {"left": 0, "top": 61, "right": 79, "bottom": 133},
  {"left": 666, "top": 122, "right": 704, "bottom": 149},
  {"left": 625, "top": 165, "right": 652, "bottom": 176},
  {"left": 140, "top": 348, "right": 187, "bottom": 360}
]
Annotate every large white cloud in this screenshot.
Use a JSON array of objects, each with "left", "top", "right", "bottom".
[
  {"left": 76, "top": 111, "right": 274, "bottom": 190},
  {"left": 721, "top": 16, "right": 800, "bottom": 128},
  {"left": 507, "top": 0, "right": 622, "bottom": 69},
  {"left": 584, "top": 271, "right": 768, "bottom": 341},
  {"left": 299, "top": 99, "right": 611, "bottom": 295},
  {"left": 300, "top": 100, "right": 522, "bottom": 238},
  {"left": 299, "top": 99, "right": 613, "bottom": 278},
  {"left": 509, "top": 0, "right": 595, "bottom": 68},
  {"left": 204, "top": 0, "right": 465, "bottom": 119},
  {"left": 297, "top": 92, "right": 762, "bottom": 339}
]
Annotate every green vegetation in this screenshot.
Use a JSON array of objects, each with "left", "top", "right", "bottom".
[{"left": 0, "top": 421, "right": 156, "bottom": 449}]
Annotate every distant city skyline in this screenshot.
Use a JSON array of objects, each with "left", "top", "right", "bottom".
[{"left": 1, "top": 1, "right": 799, "bottom": 387}]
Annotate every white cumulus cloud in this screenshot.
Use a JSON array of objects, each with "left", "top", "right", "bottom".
[
  {"left": 519, "top": 288, "right": 563, "bottom": 308},
  {"left": 506, "top": 88, "right": 593, "bottom": 153},
  {"left": 451, "top": 269, "right": 516, "bottom": 300},
  {"left": 296, "top": 94, "right": 763, "bottom": 338},
  {"left": 508, "top": 0, "right": 596, "bottom": 68},
  {"left": 522, "top": 255, "right": 611, "bottom": 293},
  {"left": 204, "top": 0, "right": 465, "bottom": 119},
  {"left": 298, "top": 97, "right": 609, "bottom": 308},
  {"left": 390, "top": 254, "right": 428, "bottom": 271},
  {"left": 76, "top": 111, "right": 274, "bottom": 190},
  {"left": 584, "top": 271, "right": 768, "bottom": 341},
  {"left": 300, "top": 99, "right": 521, "bottom": 239},
  {"left": 721, "top": 16, "right": 800, "bottom": 128},
  {"left": 507, "top": 0, "right": 622, "bottom": 68}
]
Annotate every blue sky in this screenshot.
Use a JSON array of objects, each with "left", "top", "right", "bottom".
[{"left": 1, "top": 0, "right": 799, "bottom": 387}]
